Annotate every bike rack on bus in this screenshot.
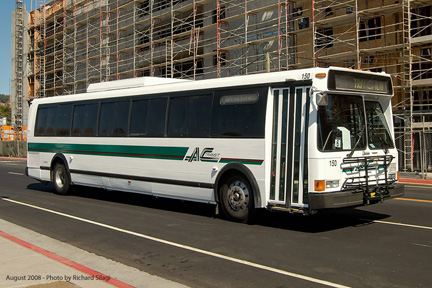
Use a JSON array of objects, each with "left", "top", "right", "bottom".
[{"left": 341, "top": 155, "right": 396, "bottom": 204}]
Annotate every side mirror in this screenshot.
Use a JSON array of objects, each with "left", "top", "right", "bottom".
[{"left": 316, "top": 93, "right": 328, "bottom": 106}]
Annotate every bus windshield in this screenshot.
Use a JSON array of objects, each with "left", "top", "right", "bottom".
[
  {"left": 365, "top": 101, "right": 395, "bottom": 150},
  {"left": 317, "top": 95, "right": 394, "bottom": 152},
  {"left": 318, "top": 95, "right": 365, "bottom": 151}
]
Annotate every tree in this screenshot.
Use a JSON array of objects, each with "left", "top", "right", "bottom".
[
  {"left": 0, "top": 94, "right": 10, "bottom": 104},
  {"left": 0, "top": 103, "right": 11, "bottom": 125}
]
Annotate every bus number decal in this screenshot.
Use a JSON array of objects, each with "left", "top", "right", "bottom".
[
  {"left": 329, "top": 160, "right": 337, "bottom": 167},
  {"left": 302, "top": 73, "right": 311, "bottom": 80}
]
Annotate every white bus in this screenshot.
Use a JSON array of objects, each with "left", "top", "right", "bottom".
[{"left": 26, "top": 67, "right": 404, "bottom": 222}]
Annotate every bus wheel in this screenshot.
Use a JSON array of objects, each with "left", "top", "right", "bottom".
[
  {"left": 219, "top": 175, "right": 253, "bottom": 222},
  {"left": 53, "top": 163, "right": 70, "bottom": 195}
]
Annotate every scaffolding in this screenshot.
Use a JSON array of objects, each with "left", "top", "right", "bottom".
[
  {"left": 22, "top": 0, "right": 432, "bottom": 172},
  {"left": 14, "top": 0, "right": 24, "bottom": 127},
  {"left": 28, "top": 0, "right": 311, "bottom": 96}
]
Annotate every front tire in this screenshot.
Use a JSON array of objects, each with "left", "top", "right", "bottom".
[
  {"left": 219, "top": 175, "right": 254, "bottom": 222},
  {"left": 52, "top": 163, "right": 70, "bottom": 195}
]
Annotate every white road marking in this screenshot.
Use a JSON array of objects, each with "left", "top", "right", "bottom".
[
  {"left": 1, "top": 197, "right": 350, "bottom": 288},
  {"left": 412, "top": 243, "right": 432, "bottom": 248},
  {"left": 8, "top": 172, "right": 24, "bottom": 176},
  {"left": 360, "top": 219, "right": 432, "bottom": 230}
]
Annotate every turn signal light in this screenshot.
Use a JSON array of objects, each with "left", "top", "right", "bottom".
[
  {"left": 314, "top": 180, "right": 325, "bottom": 191},
  {"left": 315, "top": 73, "right": 327, "bottom": 78}
]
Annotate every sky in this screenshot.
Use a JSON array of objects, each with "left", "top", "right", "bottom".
[{"left": 1, "top": 0, "right": 33, "bottom": 95}]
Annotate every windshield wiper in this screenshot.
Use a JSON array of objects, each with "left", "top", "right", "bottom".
[
  {"left": 367, "top": 108, "right": 390, "bottom": 155},
  {"left": 346, "top": 125, "right": 366, "bottom": 158},
  {"left": 368, "top": 122, "right": 389, "bottom": 155}
]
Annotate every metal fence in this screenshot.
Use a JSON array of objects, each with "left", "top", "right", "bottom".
[{"left": 395, "top": 130, "right": 432, "bottom": 177}]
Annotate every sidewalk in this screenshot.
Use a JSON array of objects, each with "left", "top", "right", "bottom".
[{"left": 0, "top": 219, "right": 189, "bottom": 288}]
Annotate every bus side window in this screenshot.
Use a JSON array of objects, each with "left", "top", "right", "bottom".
[
  {"left": 83, "top": 104, "right": 98, "bottom": 137},
  {"left": 99, "top": 102, "right": 115, "bottom": 136},
  {"left": 35, "top": 105, "right": 58, "bottom": 136},
  {"left": 147, "top": 99, "right": 167, "bottom": 137},
  {"left": 35, "top": 107, "right": 49, "bottom": 136},
  {"left": 168, "top": 97, "right": 188, "bottom": 137},
  {"left": 188, "top": 95, "right": 211, "bottom": 137},
  {"left": 211, "top": 88, "right": 266, "bottom": 137},
  {"left": 45, "top": 106, "right": 58, "bottom": 136},
  {"left": 112, "top": 101, "right": 129, "bottom": 136},
  {"left": 167, "top": 95, "right": 211, "bottom": 138},
  {"left": 99, "top": 101, "right": 129, "bottom": 137},
  {"left": 56, "top": 104, "right": 72, "bottom": 136},
  {"left": 72, "top": 105, "right": 85, "bottom": 136},
  {"left": 130, "top": 99, "right": 148, "bottom": 136},
  {"left": 72, "top": 103, "right": 98, "bottom": 137}
]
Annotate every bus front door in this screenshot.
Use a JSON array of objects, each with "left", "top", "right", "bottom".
[{"left": 270, "top": 87, "right": 310, "bottom": 209}]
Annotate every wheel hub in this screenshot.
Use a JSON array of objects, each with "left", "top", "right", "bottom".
[
  {"left": 227, "top": 182, "right": 249, "bottom": 211},
  {"left": 55, "top": 169, "right": 64, "bottom": 188}
]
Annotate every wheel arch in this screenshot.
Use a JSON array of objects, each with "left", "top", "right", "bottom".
[
  {"left": 50, "top": 153, "right": 71, "bottom": 184},
  {"left": 214, "top": 163, "right": 262, "bottom": 209}
]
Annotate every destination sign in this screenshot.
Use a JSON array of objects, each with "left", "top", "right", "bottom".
[{"left": 328, "top": 70, "right": 392, "bottom": 95}]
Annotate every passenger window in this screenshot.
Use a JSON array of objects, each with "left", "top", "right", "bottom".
[
  {"left": 56, "top": 104, "right": 72, "bottom": 136},
  {"left": 35, "top": 107, "right": 49, "bottom": 136},
  {"left": 147, "top": 98, "right": 167, "bottom": 137},
  {"left": 83, "top": 104, "right": 98, "bottom": 136},
  {"left": 113, "top": 101, "right": 129, "bottom": 136},
  {"left": 168, "top": 97, "right": 188, "bottom": 137},
  {"left": 99, "top": 102, "right": 115, "bottom": 136},
  {"left": 72, "top": 103, "right": 98, "bottom": 136},
  {"left": 211, "top": 88, "right": 267, "bottom": 137},
  {"left": 188, "top": 96, "right": 211, "bottom": 137},
  {"left": 72, "top": 105, "right": 85, "bottom": 136},
  {"left": 36, "top": 106, "right": 58, "bottom": 136},
  {"left": 168, "top": 95, "right": 211, "bottom": 137},
  {"left": 45, "top": 106, "right": 58, "bottom": 136},
  {"left": 99, "top": 101, "right": 130, "bottom": 137},
  {"left": 130, "top": 99, "right": 148, "bottom": 136}
]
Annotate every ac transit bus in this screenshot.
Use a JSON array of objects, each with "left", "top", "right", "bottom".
[{"left": 26, "top": 67, "right": 404, "bottom": 222}]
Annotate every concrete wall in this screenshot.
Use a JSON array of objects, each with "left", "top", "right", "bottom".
[{"left": 0, "top": 141, "right": 27, "bottom": 158}]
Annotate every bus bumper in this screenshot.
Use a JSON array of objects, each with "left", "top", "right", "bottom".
[{"left": 308, "top": 183, "right": 404, "bottom": 210}]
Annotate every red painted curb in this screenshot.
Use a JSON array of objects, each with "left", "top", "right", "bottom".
[
  {"left": 0, "top": 230, "right": 135, "bottom": 288},
  {"left": 0, "top": 156, "right": 26, "bottom": 160},
  {"left": 399, "top": 178, "right": 432, "bottom": 185}
]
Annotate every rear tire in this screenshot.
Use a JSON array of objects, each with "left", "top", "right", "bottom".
[
  {"left": 219, "top": 175, "right": 254, "bottom": 222},
  {"left": 52, "top": 163, "right": 70, "bottom": 195}
]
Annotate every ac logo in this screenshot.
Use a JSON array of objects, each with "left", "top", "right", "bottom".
[{"left": 184, "top": 147, "right": 220, "bottom": 163}]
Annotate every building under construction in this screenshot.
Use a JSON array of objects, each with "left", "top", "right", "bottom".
[{"left": 11, "top": 0, "right": 432, "bottom": 173}]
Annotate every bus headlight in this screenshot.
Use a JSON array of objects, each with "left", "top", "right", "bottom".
[
  {"left": 326, "top": 180, "right": 339, "bottom": 189},
  {"left": 389, "top": 163, "right": 397, "bottom": 173},
  {"left": 388, "top": 163, "right": 397, "bottom": 181}
]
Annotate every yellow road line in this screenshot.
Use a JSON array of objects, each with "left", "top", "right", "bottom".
[{"left": 395, "top": 198, "right": 432, "bottom": 204}]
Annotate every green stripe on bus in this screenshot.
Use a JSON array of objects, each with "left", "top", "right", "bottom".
[
  {"left": 343, "top": 165, "right": 387, "bottom": 173},
  {"left": 28, "top": 143, "right": 188, "bottom": 160}
]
